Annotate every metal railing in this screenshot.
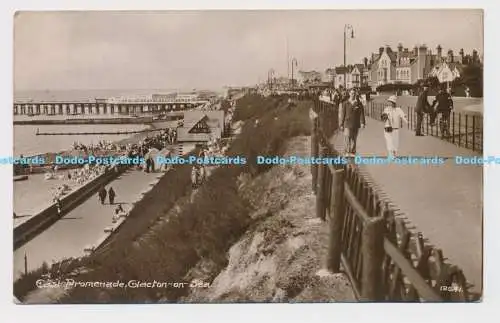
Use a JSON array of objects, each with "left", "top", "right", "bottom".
[{"left": 367, "top": 102, "right": 483, "bottom": 152}]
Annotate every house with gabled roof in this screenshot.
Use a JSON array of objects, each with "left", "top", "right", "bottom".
[
  {"left": 369, "top": 44, "right": 437, "bottom": 90},
  {"left": 368, "top": 43, "right": 481, "bottom": 91},
  {"left": 176, "top": 110, "right": 225, "bottom": 142},
  {"left": 334, "top": 66, "right": 351, "bottom": 89},
  {"left": 351, "top": 63, "right": 369, "bottom": 88},
  {"left": 429, "top": 61, "right": 463, "bottom": 84}
]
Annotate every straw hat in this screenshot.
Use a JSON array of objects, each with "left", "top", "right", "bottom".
[{"left": 387, "top": 95, "right": 397, "bottom": 104}]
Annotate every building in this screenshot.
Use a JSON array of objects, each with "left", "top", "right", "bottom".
[
  {"left": 351, "top": 63, "right": 370, "bottom": 88},
  {"left": 368, "top": 44, "right": 437, "bottom": 90},
  {"left": 176, "top": 110, "right": 225, "bottom": 143},
  {"left": 270, "top": 76, "right": 291, "bottom": 91},
  {"left": 368, "top": 43, "right": 481, "bottom": 91},
  {"left": 428, "top": 48, "right": 467, "bottom": 84},
  {"left": 428, "top": 62, "right": 462, "bottom": 84},
  {"left": 334, "top": 66, "right": 350, "bottom": 89},
  {"left": 323, "top": 68, "right": 335, "bottom": 83},
  {"left": 177, "top": 93, "right": 199, "bottom": 101},
  {"left": 297, "top": 70, "right": 323, "bottom": 85}
]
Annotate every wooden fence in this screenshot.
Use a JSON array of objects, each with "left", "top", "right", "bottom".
[{"left": 311, "top": 99, "right": 476, "bottom": 301}]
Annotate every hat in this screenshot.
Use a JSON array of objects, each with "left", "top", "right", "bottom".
[{"left": 387, "top": 95, "right": 397, "bottom": 104}]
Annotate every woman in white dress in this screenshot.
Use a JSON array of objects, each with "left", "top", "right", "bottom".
[{"left": 382, "top": 95, "right": 408, "bottom": 157}]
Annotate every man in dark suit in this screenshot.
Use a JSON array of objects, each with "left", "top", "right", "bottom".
[
  {"left": 339, "top": 88, "right": 366, "bottom": 156},
  {"left": 415, "top": 84, "right": 431, "bottom": 136},
  {"left": 432, "top": 86, "right": 454, "bottom": 137}
]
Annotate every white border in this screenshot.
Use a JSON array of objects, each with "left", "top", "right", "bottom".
[{"left": 1, "top": 1, "right": 498, "bottom": 323}]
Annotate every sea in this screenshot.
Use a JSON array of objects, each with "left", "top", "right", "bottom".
[
  {"left": 14, "top": 124, "right": 150, "bottom": 156},
  {"left": 13, "top": 88, "right": 223, "bottom": 156}
]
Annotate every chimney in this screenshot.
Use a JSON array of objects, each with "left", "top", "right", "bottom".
[
  {"left": 437, "top": 45, "right": 442, "bottom": 61},
  {"left": 397, "top": 43, "right": 403, "bottom": 64},
  {"left": 379, "top": 47, "right": 384, "bottom": 55},
  {"left": 447, "top": 49, "right": 454, "bottom": 63},
  {"left": 417, "top": 45, "right": 428, "bottom": 80}
]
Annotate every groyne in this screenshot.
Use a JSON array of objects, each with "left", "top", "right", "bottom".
[{"left": 35, "top": 127, "right": 171, "bottom": 136}]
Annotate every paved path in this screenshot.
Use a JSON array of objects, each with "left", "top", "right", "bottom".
[
  {"left": 14, "top": 171, "right": 89, "bottom": 228},
  {"left": 331, "top": 118, "right": 482, "bottom": 295},
  {"left": 371, "top": 95, "right": 483, "bottom": 114},
  {"left": 13, "top": 169, "right": 163, "bottom": 280}
]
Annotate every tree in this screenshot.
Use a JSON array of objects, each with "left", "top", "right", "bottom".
[
  {"left": 461, "top": 65, "right": 483, "bottom": 97},
  {"left": 426, "top": 76, "right": 440, "bottom": 89}
]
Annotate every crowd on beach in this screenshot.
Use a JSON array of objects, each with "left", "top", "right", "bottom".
[
  {"left": 49, "top": 164, "right": 108, "bottom": 203},
  {"left": 72, "top": 140, "right": 121, "bottom": 154}
]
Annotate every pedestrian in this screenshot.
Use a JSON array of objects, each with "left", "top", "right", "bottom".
[
  {"left": 113, "top": 204, "right": 125, "bottom": 222},
  {"left": 191, "top": 165, "right": 199, "bottom": 189},
  {"left": 98, "top": 186, "right": 107, "bottom": 205},
  {"left": 339, "top": 88, "right": 366, "bottom": 156},
  {"left": 55, "top": 197, "right": 62, "bottom": 214},
  {"left": 108, "top": 187, "right": 116, "bottom": 205},
  {"left": 382, "top": 95, "right": 408, "bottom": 158},
  {"left": 432, "top": 86, "right": 454, "bottom": 137},
  {"left": 415, "top": 84, "right": 431, "bottom": 136},
  {"left": 332, "top": 89, "right": 341, "bottom": 107}
]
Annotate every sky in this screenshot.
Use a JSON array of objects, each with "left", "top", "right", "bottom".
[{"left": 14, "top": 10, "right": 483, "bottom": 91}]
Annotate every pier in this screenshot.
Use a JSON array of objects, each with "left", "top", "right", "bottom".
[{"left": 13, "top": 96, "right": 209, "bottom": 116}]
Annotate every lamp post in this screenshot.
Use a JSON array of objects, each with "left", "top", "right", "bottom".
[
  {"left": 268, "top": 69, "right": 275, "bottom": 90},
  {"left": 291, "top": 58, "right": 298, "bottom": 89},
  {"left": 344, "top": 24, "right": 355, "bottom": 89}
]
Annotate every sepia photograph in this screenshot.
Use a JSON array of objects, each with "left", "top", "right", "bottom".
[{"left": 11, "top": 9, "right": 483, "bottom": 304}]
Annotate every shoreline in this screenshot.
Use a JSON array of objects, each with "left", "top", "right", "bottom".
[{"left": 14, "top": 121, "right": 175, "bottom": 165}]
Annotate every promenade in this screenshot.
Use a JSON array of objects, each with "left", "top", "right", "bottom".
[
  {"left": 13, "top": 169, "right": 163, "bottom": 280},
  {"left": 330, "top": 117, "right": 483, "bottom": 295},
  {"left": 14, "top": 173, "right": 80, "bottom": 227},
  {"left": 370, "top": 94, "right": 483, "bottom": 114}
]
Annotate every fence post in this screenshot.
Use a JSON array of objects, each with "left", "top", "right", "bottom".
[
  {"left": 472, "top": 116, "right": 476, "bottom": 151},
  {"left": 316, "top": 145, "right": 328, "bottom": 221},
  {"left": 311, "top": 119, "right": 319, "bottom": 194},
  {"left": 327, "top": 169, "right": 346, "bottom": 273},
  {"left": 452, "top": 112, "right": 455, "bottom": 144},
  {"left": 465, "top": 114, "right": 469, "bottom": 149},
  {"left": 24, "top": 252, "right": 28, "bottom": 275},
  {"left": 361, "top": 216, "right": 385, "bottom": 301},
  {"left": 425, "top": 112, "right": 429, "bottom": 135},
  {"left": 458, "top": 113, "right": 462, "bottom": 147}
]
